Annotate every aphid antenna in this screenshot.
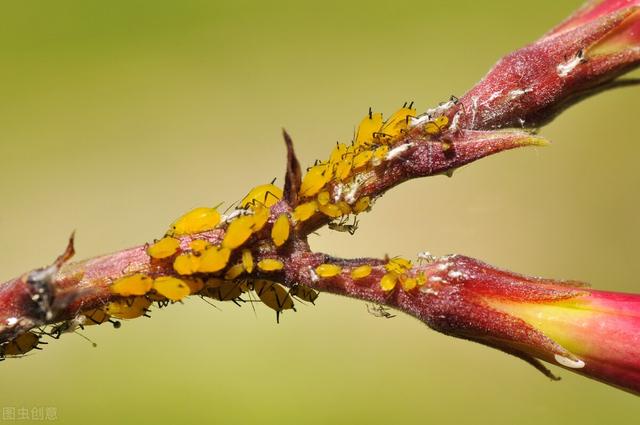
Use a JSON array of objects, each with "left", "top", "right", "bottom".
[
  {"left": 243, "top": 287, "right": 259, "bottom": 318},
  {"left": 198, "top": 295, "right": 222, "bottom": 311},
  {"left": 73, "top": 331, "right": 98, "bottom": 348}
]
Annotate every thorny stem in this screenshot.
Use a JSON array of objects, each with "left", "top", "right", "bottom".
[{"left": 1, "top": 0, "right": 640, "bottom": 394}]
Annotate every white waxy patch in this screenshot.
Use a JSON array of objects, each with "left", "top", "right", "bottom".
[
  {"left": 309, "top": 267, "right": 320, "bottom": 283},
  {"left": 437, "top": 263, "right": 449, "bottom": 271},
  {"left": 554, "top": 354, "right": 586, "bottom": 369},
  {"left": 419, "top": 286, "right": 439, "bottom": 295},
  {"left": 426, "top": 100, "right": 456, "bottom": 117},
  {"left": 386, "top": 143, "right": 414, "bottom": 161},
  {"left": 409, "top": 113, "right": 433, "bottom": 128},
  {"left": 508, "top": 88, "right": 532, "bottom": 99},
  {"left": 429, "top": 275, "right": 443, "bottom": 283},
  {"left": 332, "top": 183, "right": 344, "bottom": 203},
  {"left": 449, "top": 112, "right": 461, "bottom": 132},
  {"left": 6, "top": 317, "right": 18, "bottom": 326},
  {"left": 557, "top": 51, "right": 584, "bottom": 77},
  {"left": 487, "top": 89, "right": 504, "bottom": 103},
  {"left": 222, "top": 209, "right": 253, "bottom": 224},
  {"left": 417, "top": 251, "right": 436, "bottom": 263},
  {"left": 448, "top": 270, "right": 463, "bottom": 279}
]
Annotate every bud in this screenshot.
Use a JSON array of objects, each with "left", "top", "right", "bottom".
[{"left": 414, "top": 255, "right": 640, "bottom": 395}]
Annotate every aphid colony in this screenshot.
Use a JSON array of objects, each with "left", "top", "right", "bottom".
[
  {"left": 0, "top": 104, "right": 450, "bottom": 360},
  {"left": 313, "top": 257, "right": 428, "bottom": 293}
]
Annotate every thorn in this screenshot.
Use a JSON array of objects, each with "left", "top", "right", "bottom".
[
  {"left": 54, "top": 232, "right": 76, "bottom": 268},
  {"left": 282, "top": 129, "right": 302, "bottom": 206}
]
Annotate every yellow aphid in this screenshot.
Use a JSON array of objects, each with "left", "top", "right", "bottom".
[
  {"left": 147, "top": 237, "right": 180, "bottom": 259},
  {"left": 416, "top": 273, "right": 427, "bottom": 286},
  {"left": 222, "top": 215, "right": 255, "bottom": 249},
  {"left": 240, "top": 183, "right": 283, "bottom": 209},
  {"left": 290, "top": 284, "right": 319, "bottom": 304},
  {"left": 107, "top": 296, "right": 152, "bottom": 319},
  {"left": 251, "top": 205, "right": 270, "bottom": 232},
  {"left": 292, "top": 201, "right": 318, "bottom": 223},
  {"left": 351, "top": 265, "right": 372, "bottom": 279},
  {"left": 319, "top": 203, "right": 343, "bottom": 219},
  {"left": 336, "top": 201, "right": 352, "bottom": 215},
  {"left": 380, "top": 273, "right": 398, "bottom": 291},
  {"left": 353, "top": 150, "right": 373, "bottom": 169},
  {"left": 189, "top": 239, "right": 211, "bottom": 253},
  {"left": 315, "top": 263, "right": 342, "bottom": 278},
  {"left": 355, "top": 109, "right": 384, "bottom": 146},
  {"left": 173, "top": 253, "right": 201, "bottom": 275},
  {"left": 153, "top": 276, "right": 190, "bottom": 301},
  {"left": 1, "top": 332, "right": 43, "bottom": 357},
  {"left": 353, "top": 196, "right": 371, "bottom": 214},
  {"left": 399, "top": 276, "right": 417, "bottom": 291},
  {"left": 184, "top": 278, "right": 204, "bottom": 294},
  {"left": 380, "top": 104, "right": 417, "bottom": 138},
  {"left": 110, "top": 274, "right": 153, "bottom": 297},
  {"left": 199, "top": 246, "right": 231, "bottom": 273},
  {"left": 385, "top": 257, "right": 412, "bottom": 274},
  {"left": 224, "top": 263, "right": 245, "bottom": 280},
  {"left": 425, "top": 115, "right": 450, "bottom": 136},
  {"left": 335, "top": 156, "right": 354, "bottom": 181},
  {"left": 168, "top": 207, "right": 220, "bottom": 236},
  {"left": 257, "top": 258, "right": 284, "bottom": 272},
  {"left": 329, "top": 143, "right": 348, "bottom": 165},
  {"left": 252, "top": 280, "right": 295, "bottom": 322},
  {"left": 317, "top": 190, "right": 331, "bottom": 206},
  {"left": 299, "top": 164, "right": 331, "bottom": 198},
  {"left": 203, "top": 279, "right": 243, "bottom": 302},
  {"left": 242, "top": 249, "right": 254, "bottom": 273},
  {"left": 271, "top": 214, "right": 290, "bottom": 247}
]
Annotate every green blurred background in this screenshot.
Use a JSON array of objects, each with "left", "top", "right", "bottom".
[{"left": 0, "top": 0, "right": 638, "bottom": 423}]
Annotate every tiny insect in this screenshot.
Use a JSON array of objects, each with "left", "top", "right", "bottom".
[
  {"left": 354, "top": 107, "right": 384, "bottom": 147},
  {"left": 299, "top": 164, "right": 332, "bottom": 198},
  {"left": 380, "top": 273, "right": 398, "bottom": 291},
  {"left": 271, "top": 214, "right": 290, "bottom": 247},
  {"left": 350, "top": 264, "right": 372, "bottom": 280},
  {"left": 202, "top": 279, "right": 244, "bottom": 304},
  {"left": 257, "top": 258, "right": 285, "bottom": 272},
  {"left": 224, "top": 263, "right": 245, "bottom": 280},
  {"left": 0, "top": 331, "right": 47, "bottom": 359},
  {"left": 106, "top": 296, "right": 152, "bottom": 320},
  {"left": 239, "top": 182, "right": 283, "bottom": 209},
  {"left": 424, "top": 115, "right": 450, "bottom": 136},
  {"left": 252, "top": 280, "right": 295, "bottom": 323},
  {"left": 315, "top": 263, "right": 342, "bottom": 278},
  {"left": 173, "top": 253, "right": 201, "bottom": 275},
  {"left": 328, "top": 216, "right": 359, "bottom": 235},
  {"left": 49, "top": 316, "right": 98, "bottom": 347},
  {"left": 153, "top": 276, "right": 191, "bottom": 301},
  {"left": 49, "top": 315, "right": 86, "bottom": 338},
  {"left": 222, "top": 215, "right": 256, "bottom": 250},
  {"left": 167, "top": 207, "right": 221, "bottom": 236},
  {"left": 198, "top": 246, "right": 232, "bottom": 273},
  {"left": 110, "top": 274, "right": 153, "bottom": 297},
  {"left": 147, "top": 237, "right": 181, "bottom": 259},
  {"left": 82, "top": 308, "right": 121, "bottom": 328},
  {"left": 289, "top": 284, "right": 319, "bottom": 304},
  {"left": 366, "top": 304, "right": 396, "bottom": 319},
  {"left": 242, "top": 249, "right": 254, "bottom": 273},
  {"left": 292, "top": 201, "right": 318, "bottom": 223},
  {"left": 379, "top": 102, "right": 417, "bottom": 139}
]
